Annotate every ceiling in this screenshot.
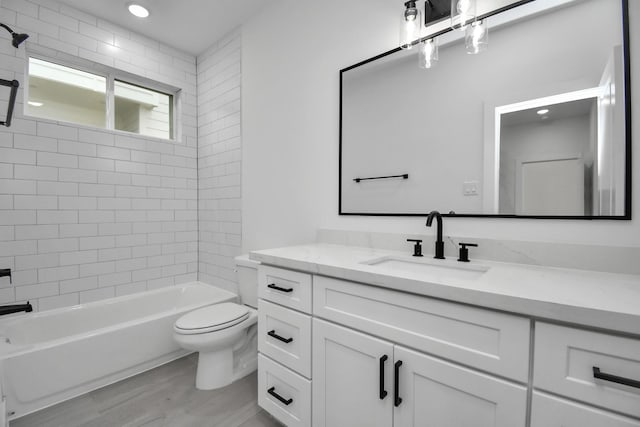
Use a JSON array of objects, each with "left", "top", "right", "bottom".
[
  {"left": 56, "top": 0, "right": 272, "bottom": 56},
  {"left": 502, "top": 97, "right": 597, "bottom": 127}
]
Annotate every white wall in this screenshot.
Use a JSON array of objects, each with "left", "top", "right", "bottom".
[
  {"left": 0, "top": 0, "right": 198, "bottom": 310},
  {"left": 242, "top": 0, "right": 640, "bottom": 251},
  {"left": 197, "top": 29, "right": 242, "bottom": 293}
]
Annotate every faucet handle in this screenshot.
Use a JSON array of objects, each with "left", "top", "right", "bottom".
[
  {"left": 406, "top": 239, "right": 423, "bottom": 257},
  {"left": 458, "top": 243, "right": 478, "bottom": 263}
]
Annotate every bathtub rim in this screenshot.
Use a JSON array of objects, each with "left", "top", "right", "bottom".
[{"left": 0, "top": 282, "right": 237, "bottom": 358}]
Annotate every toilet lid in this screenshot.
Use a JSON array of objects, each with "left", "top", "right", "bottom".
[{"left": 175, "top": 303, "right": 249, "bottom": 333}]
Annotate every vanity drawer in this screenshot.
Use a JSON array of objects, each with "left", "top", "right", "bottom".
[
  {"left": 313, "top": 275, "right": 530, "bottom": 382},
  {"left": 258, "top": 354, "right": 311, "bottom": 427},
  {"left": 534, "top": 322, "right": 640, "bottom": 419},
  {"left": 531, "top": 391, "right": 640, "bottom": 427},
  {"left": 258, "top": 266, "right": 312, "bottom": 313},
  {"left": 258, "top": 299, "right": 312, "bottom": 378}
]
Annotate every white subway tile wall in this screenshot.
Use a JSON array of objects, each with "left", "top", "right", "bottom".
[
  {"left": 197, "top": 30, "right": 242, "bottom": 293},
  {"left": 0, "top": 0, "right": 200, "bottom": 310}
]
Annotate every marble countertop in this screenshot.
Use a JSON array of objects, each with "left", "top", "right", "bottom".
[{"left": 250, "top": 243, "right": 640, "bottom": 336}]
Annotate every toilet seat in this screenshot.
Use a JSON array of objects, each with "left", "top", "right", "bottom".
[{"left": 174, "top": 303, "right": 250, "bottom": 335}]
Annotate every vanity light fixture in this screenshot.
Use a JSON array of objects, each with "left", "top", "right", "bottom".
[
  {"left": 399, "top": 0, "right": 488, "bottom": 69},
  {"left": 127, "top": 3, "right": 150, "bottom": 18},
  {"left": 400, "top": 1, "right": 421, "bottom": 49},
  {"left": 465, "top": 19, "right": 488, "bottom": 54},
  {"left": 451, "top": 0, "right": 477, "bottom": 30},
  {"left": 419, "top": 38, "right": 439, "bottom": 69}
]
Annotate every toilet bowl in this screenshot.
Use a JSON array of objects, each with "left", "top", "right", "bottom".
[
  {"left": 173, "top": 303, "right": 258, "bottom": 390},
  {"left": 173, "top": 255, "right": 260, "bottom": 390}
]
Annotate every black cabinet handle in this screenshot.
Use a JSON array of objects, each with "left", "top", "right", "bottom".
[
  {"left": 267, "top": 283, "right": 293, "bottom": 293},
  {"left": 593, "top": 366, "right": 640, "bottom": 389},
  {"left": 268, "top": 330, "right": 293, "bottom": 344},
  {"left": 379, "top": 355, "right": 388, "bottom": 400},
  {"left": 267, "top": 386, "right": 293, "bottom": 405},
  {"left": 394, "top": 360, "right": 403, "bottom": 407}
]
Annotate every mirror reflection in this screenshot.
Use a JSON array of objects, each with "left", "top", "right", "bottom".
[{"left": 340, "top": 0, "right": 630, "bottom": 218}]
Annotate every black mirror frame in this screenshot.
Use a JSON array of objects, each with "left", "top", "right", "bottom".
[{"left": 338, "top": 0, "right": 632, "bottom": 220}]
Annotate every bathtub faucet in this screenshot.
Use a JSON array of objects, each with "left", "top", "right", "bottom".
[{"left": 0, "top": 301, "right": 32, "bottom": 316}]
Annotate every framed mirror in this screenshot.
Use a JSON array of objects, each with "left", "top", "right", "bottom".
[{"left": 339, "top": 0, "right": 631, "bottom": 219}]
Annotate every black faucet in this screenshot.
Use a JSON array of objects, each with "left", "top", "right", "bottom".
[
  {"left": 426, "top": 210, "right": 445, "bottom": 259},
  {"left": 0, "top": 301, "right": 32, "bottom": 316}
]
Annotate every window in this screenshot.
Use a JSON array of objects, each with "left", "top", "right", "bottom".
[
  {"left": 114, "top": 80, "right": 173, "bottom": 139},
  {"left": 27, "top": 58, "right": 107, "bottom": 128},
  {"left": 27, "top": 57, "right": 176, "bottom": 140}
]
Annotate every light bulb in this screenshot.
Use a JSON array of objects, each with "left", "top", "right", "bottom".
[
  {"left": 451, "top": 0, "right": 476, "bottom": 30},
  {"left": 418, "top": 38, "right": 438, "bottom": 69},
  {"left": 400, "top": 1, "right": 422, "bottom": 50},
  {"left": 465, "top": 19, "right": 488, "bottom": 54}
]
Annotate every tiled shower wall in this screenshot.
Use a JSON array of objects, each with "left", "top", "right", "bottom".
[
  {"left": 196, "top": 29, "right": 242, "bottom": 293},
  {"left": 0, "top": 0, "right": 199, "bottom": 310}
]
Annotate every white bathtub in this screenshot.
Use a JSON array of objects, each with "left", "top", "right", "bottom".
[{"left": 0, "top": 282, "right": 237, "bottom": 421}]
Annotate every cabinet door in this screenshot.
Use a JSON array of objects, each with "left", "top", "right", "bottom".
[
  {"left": 312, "top": 319, "right": 393, "bottom": 427},
  {"left": 393, "top": 345, "right": 527, "bottom": 427},
  {"left": 531, "top": 391, "right": 640, "bottom": 427}
]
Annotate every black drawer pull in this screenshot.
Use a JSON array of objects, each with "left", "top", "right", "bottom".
[
  {"left": 379, "top": 355, "right": 388, "bottom": 400},
  {"left": 394, "top": 360, "right": 403, "bottom": 407},
  {"left": 593, "top": 366, "right": 640, "bottom": 389},
  {"left": 267, "top": 283, "right": 294, "bottom": 293},
  {"left": 267, "top": 387, "right": 293, "bottom": 405},
  {"left": 268, "top": 330, "right": 293, "bottom": 344}
]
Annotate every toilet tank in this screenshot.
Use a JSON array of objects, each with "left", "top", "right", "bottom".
[{"left": 235, "top": 255, "right": 259, "bottom": 308}]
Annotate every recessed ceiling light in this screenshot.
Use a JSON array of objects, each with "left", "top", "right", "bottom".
[
  {"left": 537, "top": 108, "right": 549, "bottom": 115},
  {"left": 28, "top": 101, "right": 43, "bottom": 107},
  {"left": 128, "top": 3, "right": 150, "bottom": 18}
]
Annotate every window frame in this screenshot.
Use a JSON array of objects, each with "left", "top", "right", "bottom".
[{"left": 25, "top": 54, "right": 181, "bottom": 142}]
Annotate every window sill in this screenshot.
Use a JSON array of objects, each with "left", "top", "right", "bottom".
[{"left": 22, "top": 112, "right": 181, "bottom": 145}]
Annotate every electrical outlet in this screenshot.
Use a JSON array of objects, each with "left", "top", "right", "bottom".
[{"left": 463, "top": 181, "right": 479, "bottom": 196}]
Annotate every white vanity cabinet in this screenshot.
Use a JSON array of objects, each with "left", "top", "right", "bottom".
[
  {"left": 313, "top": 318, "right": 527, "bottom": 427},
  {"left": 255, "top": 262, "right": 640, "bottom": 427},
  {"left": 257, "top": 266, "right": 313, "bottom": 427}
]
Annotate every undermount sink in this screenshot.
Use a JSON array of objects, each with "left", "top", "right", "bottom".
[{"left": 362, "top": 256, "right": 489, "bottom": 281}]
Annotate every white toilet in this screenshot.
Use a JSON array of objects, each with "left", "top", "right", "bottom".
[{"left": 173, "top": 255, "right": 260, "bottom": 390}]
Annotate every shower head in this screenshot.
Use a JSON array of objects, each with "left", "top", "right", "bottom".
[
  {"left": 12, "top": 32, "right": 29, "bottom": 48},
  {"left": 0, "top": 23, "right": 29, "bottom": 48}
]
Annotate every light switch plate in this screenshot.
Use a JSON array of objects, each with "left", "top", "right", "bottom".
[{"left": 463, "top": 181, "right": 479, "bottom": 196}]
